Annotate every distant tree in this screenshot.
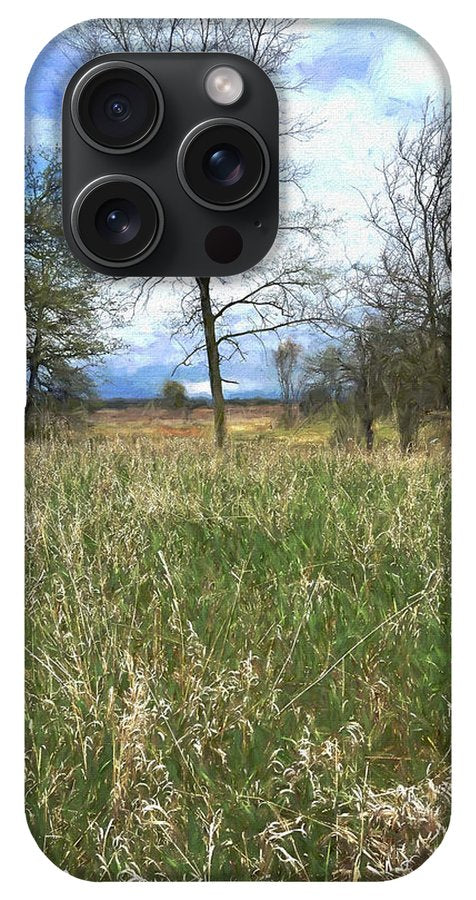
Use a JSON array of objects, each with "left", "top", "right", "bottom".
[
  {"left": 160, "top": 379, "right": 188, "bottom": 410},
  {"left": 300, "top": 381, "right": 334, "bottom": 417},
  {"left": 61, "top": 18, "right": 332, "bottom": 448},
  {"left": 25, "top": 147, "right": 122, "bottom": 435},
  {"left": 373, "top": 324, "right": 442, "bottom": 453},
  {"left": 305, "top": 323, "right": 390, "bottom": 451},
  {"left": 274, "top": 338, "right": 302, "bottom": 426}
]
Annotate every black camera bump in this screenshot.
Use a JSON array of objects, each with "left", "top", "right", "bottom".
[{"left": 62, "top": 53, "right": 279, "bottom": 276}]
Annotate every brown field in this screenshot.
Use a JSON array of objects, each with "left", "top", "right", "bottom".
[
  {"left": 87, "top": 403, "right": 408, "bottom": 448},
  {"left": 88, "top": 403, "right": 296, "bottom": 441}
]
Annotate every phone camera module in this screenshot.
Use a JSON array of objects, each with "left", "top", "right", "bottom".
[{"left": 63, "top": 54, "right": 279, "bottom": 274}]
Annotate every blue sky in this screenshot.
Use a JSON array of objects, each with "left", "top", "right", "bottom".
[{"left": 26, "top": 19, "right": 449, "bottom": 400}]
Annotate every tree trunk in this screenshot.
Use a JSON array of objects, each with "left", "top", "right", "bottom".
[
  {"left": 197, "top": 277, "right": 226, "bottom": 448},
  {"left": 364, "top": 417, "right": 374, "bottom": 452},
  {"left": 360, "top": 383, "right": 374, "bottom": 452},
  {"left": 25, "top": 335, "right": 40, "bottom": 437},
  {"left": 283, "top": 402, "right": 294, "bottom": 428},
  {"left": 25, "top": 367, "right": 38, "bottom": 437},
  {"left": 397, "top": 402, "right": 420, "bottom": 453}
]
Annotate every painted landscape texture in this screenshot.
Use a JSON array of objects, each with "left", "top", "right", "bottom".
[
  {"left": 25, "top": 412, "right": 450, "bottom": 880},
  {"left": 25, "top": 18, "right": 450, "bottom": 881}
]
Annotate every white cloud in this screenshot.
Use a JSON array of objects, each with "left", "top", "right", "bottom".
[
  {"left": 373, "top": 27, "right": 449, "bottom": 104},
  {"left": 279, "top": 23, "right": 449, "bottom": 264},
  {"left": 186, "top": 381, "right": 212, "bottom": 397},
  {"left": 25, "top": 114, "right": 60, "bottom": 149}
]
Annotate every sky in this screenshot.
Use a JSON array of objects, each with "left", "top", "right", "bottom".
[{"left": 26, "top": 19, "right": 449, "bottom": 400}]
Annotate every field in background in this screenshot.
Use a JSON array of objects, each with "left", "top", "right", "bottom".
[
  {"left": 89, "top": 402, "right": 286, "bottom": 441},
  {"left": 87, "top": 402, "right": 402, "bottom": 446},
  {"left": 25, "top": 431, "right": 450, "bottom": 880}
]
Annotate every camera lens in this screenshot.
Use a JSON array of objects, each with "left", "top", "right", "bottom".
[
  {"left": 177, "top": 119, "right": 270, "bottom": 210},
  {"left": 71, "top": 176, "right": 164, "bottom": 267},
  {"left": 71, "top": 61, "right": 163, "bottom": 152},
  {"left": 95, "top": 200, "right": 140, "bottom": 246},
  {"left": 105, "top": 208, "right": 130, "bottom": 233},
  {"left": 106, "top": 95, "right": 130, "bottom": 122},
  {"left": 204, "top": 145, "right": 244, "bottom": 186}
]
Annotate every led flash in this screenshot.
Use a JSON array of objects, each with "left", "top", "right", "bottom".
[{"left": 204, "top": 66, "right": 244, "bottom": 106}]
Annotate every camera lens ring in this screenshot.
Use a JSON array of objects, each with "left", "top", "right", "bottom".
[
  {"left": 71, "top": 175, "right": 164, "bottom": 268},
  {"left": 71, "top": 61, "right": 164, "bottom": 153},
  {"left": 177, "top": 118, "right": 270, "bottom": 211}
]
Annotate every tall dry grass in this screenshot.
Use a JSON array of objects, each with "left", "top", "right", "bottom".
[{"left": 25, "top": 436, "right": 450, "bottom": 880}]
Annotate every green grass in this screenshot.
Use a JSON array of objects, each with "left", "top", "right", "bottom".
[{"left": 25, "top": 435, "right": 450, "bottom": 881}]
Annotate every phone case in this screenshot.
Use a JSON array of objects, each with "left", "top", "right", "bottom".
[{"left": 25, "top": 19, "right": 451, "bottom": 881}]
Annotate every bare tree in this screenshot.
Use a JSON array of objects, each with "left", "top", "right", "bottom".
[
  {"left": 166, "top": 215, "right": 335, "bottom": 446},
  {"left": 63, "top": 18, "right": 304, "bottom": 84},
  {"left": 274, "top": 338, "right": 302, "bottom": 426},
  {"left": 60, "top": 18, "right": 330, "bottom": 447}
]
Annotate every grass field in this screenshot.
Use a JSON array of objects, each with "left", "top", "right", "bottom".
[{"left": 25, "top": 420, "right": 450, "bottom": 880}]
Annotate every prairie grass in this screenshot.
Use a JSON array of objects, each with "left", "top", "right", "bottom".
[{"left": 25, "top": 435, "right": 450, "bottom": 880}]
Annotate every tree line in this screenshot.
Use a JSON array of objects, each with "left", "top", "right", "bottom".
[{"left": 274, "top": 100, "right": 450, "bottom": 452}]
